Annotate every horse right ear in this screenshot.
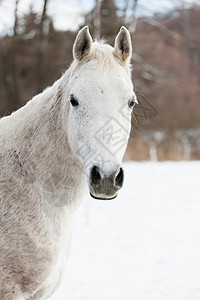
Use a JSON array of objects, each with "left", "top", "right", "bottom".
[
  {"left": 113, "top": 26, "right": 132, "bottom": 64},
  {"left": 73, "top": 26, "right": 93, "bottom": 61}
]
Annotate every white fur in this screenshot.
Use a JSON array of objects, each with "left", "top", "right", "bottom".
[{"left": 0, "top": 27, "right": 135, "bottom": 299}]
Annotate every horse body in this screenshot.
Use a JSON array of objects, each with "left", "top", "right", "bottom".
[
  {"left": 0, "top": 82, "right": 87, "bottom": 299},
  {"left": 0, "top": 26, "right": 136, "bottom": 299}
]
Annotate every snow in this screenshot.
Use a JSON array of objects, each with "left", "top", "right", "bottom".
[{"left": 51, "top": 162, "right": 200, "bottom": 300}]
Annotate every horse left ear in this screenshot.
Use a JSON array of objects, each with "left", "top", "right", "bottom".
[
  {"left": 113, "top": 26, "right": 132, "bottom": 64},
  {"left": 73, "top": 26, "right": 93, "bottom": 61}
]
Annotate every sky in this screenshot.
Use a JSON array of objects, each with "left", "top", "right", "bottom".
[{"left": 0, "top": 0, "right": 199, "bottom": 35}]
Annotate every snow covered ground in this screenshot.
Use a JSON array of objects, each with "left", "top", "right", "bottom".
[{"left": 51, "top": 162, "right": 200, "bottom": 300}]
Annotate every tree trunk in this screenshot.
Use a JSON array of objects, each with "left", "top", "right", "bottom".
[
  {"left": 93, "top": 0, "right": 101, "bottom": 39},
  {"left": 37, "top": 0, "right": 49, "bottom": 93},
  {"left": 0, "top": 44, "right": 21, "bottom": 114}
]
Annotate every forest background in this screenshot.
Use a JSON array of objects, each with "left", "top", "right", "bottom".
[{"left": 0, "top": 0, "right": 200, "bottom": 161}]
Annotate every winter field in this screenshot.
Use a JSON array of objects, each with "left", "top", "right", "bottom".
[{"left": 51, "top": 162, "right": 200, "bottom": 300}]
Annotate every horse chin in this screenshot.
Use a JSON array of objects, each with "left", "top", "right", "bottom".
[{"left": 90, "top": 192, "right": 118, "bottom": 201}]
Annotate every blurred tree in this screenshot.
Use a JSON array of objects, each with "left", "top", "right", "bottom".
[
  {"left": 93, "top": 0, "right": 101, "bottom": 39},
  {"left": 100, "top": 0, "right": 121, "bottom": 41},
  {"left": 37, "top": 0, "right": 49, "bottom": 93},
  {"left": 14, "top": 0, "right": 20, "bottom": 36},
  {"left": 120, "top": 0, "right": 138, "bottom": 36},
  {"left": 85, "top": 0, "right": 122, "bottom": 43},
  {"left": 133, "top": 5, "right": 200, "bottom": 130},
  {"left": 0, "top": 0, "right": 21, "bottom": 113}
]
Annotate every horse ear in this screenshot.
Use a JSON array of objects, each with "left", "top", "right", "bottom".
[
  {"left": 113, "top": 26, "right": 132, "bottom": 64},
  {"left": 73, "top": 26, "right": 93, "bottom": 61}
]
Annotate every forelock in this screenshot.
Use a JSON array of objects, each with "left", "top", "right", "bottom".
[{"left": 90, "top": 41, "right": 131, "bottom": 74}]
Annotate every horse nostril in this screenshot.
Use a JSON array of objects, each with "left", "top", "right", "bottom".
[
  {"left": 91, "top": 166, "right": 102, "bottom": 186},
  {"left": 115, "top": 167, "right": 124, "bottom": 188}
]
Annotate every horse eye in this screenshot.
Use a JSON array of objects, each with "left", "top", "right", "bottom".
[
  {"left": 128, "top": 100, "right": 136, "bottom": 109},
  {"left": 70, "top": 95, "right": 79, "bottom": 107}
]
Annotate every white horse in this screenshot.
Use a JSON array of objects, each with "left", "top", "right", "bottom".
[{"left": 0, "top": 26, "right": 137, "bottom": 299}]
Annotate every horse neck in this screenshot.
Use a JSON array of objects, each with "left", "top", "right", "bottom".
[{"left": 9, "top": 76, "right": 86, "bottom": 195}]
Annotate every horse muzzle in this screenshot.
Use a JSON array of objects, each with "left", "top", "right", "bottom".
[{"left": 89, "top": 165, "right": 124, "bottom": 200}]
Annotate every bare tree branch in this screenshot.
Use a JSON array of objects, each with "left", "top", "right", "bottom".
[
  {"left": 37, "top": 0, "right": 49, "bottom": 93},
  {"left": 140, "top": 18, "right": 182, "bottom": 40},
  {"left": 40, "top": 0, "right": 48, "bottom": 34},
  {"left": 14, "top": 0, "right": 20, "bottom": 36},
  {"left": 125, "top": 0, "right": 138, "bottom": 35},
  {"left": 93, "top": 0, "right": 101, "bottom": 39},
  {"left": 121, "top": 0, "right": 129, "bottom": 22}
]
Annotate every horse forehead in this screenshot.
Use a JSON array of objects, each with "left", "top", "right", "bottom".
[
  {"left": 77, "top": 70, "right": 132, "bottom": 96},
  {"left": 77, "top": 83, "right": 129, "bottom": 104}
]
